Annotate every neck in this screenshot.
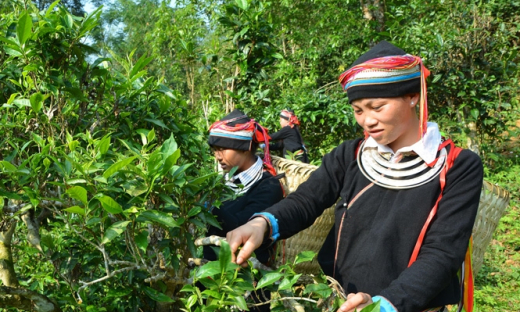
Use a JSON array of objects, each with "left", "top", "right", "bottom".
[
  {"left": 388, "top": 117, "right": 421, "bottom": 152},
  {"left": 238, "top": 154, "right": 258, "bottom": 173}
]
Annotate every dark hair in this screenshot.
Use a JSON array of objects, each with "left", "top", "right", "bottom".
[{"left": 249, "top": 142, "right": 260, "bottom": 156}]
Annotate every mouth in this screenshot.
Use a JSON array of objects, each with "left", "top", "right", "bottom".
[{"left": 368, "top": 129, "right": 384, "bottom": 138}]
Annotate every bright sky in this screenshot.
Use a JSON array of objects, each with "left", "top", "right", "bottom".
[{"left": 84, "top": 0, "right": 95, "bottom": 13}]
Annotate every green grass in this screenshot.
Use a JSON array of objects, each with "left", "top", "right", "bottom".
[{"left": 474, "top": 161, "right": 520, "bottom": 311}]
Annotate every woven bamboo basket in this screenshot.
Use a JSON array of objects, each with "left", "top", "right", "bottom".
[
  {"left": 472, "top": 180, "right": 510, "bottom": 274},
  {"left": 271, "top": 156, "right": 510, "bottom": 276}
]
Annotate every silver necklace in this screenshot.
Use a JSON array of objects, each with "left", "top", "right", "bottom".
[{"left": 357, "top": 141, "right": 447, "bottom": 190}]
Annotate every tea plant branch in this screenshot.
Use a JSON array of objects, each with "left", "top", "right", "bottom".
[
  {"left": 56, "top": 210, "right": 102, "bottom": 252},
  {"left": 77, "top": 264, "right": 142, "bottom": 302},
  {"left": 282, "top": 297, "right": 305, "bottom": 312},
  {"left": 0, "top": 286, "right": 62, "bottom": 312},
  {"left": 248, "top": 296, "right": 318, "bottom": 306},
  {"left": 4, "top": 200, "right": 64, "bottom": 214},
  {"left": 125, "top": 229, "right": 149, "bottom": 269}
]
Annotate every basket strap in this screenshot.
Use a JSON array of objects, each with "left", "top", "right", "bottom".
[
  {"left": 407, "top": 140, "right": 473, "bottom": 312},
  {"left": 408, "top": 139, "right": 458, "bottom": 266},
  {"left": 333, "top": 182, "right": 375, "bottom": 277}
]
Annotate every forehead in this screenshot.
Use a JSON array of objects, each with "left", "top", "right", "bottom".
[{"left": 351, "top": 97, "right": 403, "bottom": 107}]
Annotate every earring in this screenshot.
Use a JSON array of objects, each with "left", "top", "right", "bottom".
[{"left": 411, "top": 101, "right": 414, "bottom": 106}]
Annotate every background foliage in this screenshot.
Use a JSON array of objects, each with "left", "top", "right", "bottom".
[{"left": 0, "top": 0, "right": 519, "bottom": 311}]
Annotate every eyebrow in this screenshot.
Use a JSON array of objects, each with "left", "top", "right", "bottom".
[{"left": 352, "top": 100, "right": 375, "bottom": 109}]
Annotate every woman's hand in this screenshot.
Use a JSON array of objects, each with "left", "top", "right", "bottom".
[
  {"left": 226, "top": 217, "right": 268, "bottom": 266},
  {"left": 338, "top": 292, "right": 373, "bottom": 312}
]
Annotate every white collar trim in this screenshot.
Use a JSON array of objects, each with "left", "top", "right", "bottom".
[{"left": 362, "top": 122, "right": 442, "bottom": 164}]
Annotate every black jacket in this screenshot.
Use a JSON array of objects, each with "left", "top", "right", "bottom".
[
  {"left": 204, "top": 172, "right": 284, "bottom": 264},
  {"left": 265, "top": 139, "right": 483, "bottom": 312},
  {"left": 269, "top": 126, "right": 308, "bottom": 162}
]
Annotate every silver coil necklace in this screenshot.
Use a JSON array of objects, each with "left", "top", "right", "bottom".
[{"left": 357, "top": 140, "right": 447, "bottom": 190}]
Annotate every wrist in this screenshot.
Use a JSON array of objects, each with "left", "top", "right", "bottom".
[
  {"left": 372, "top": 296, "right": 398, "bottom": 312},
  {"left": 250, "top": 217, "right": 269, "bottom": 236},
  {"left": 250, "top": 212, "right": 280, "bottom": 242}
]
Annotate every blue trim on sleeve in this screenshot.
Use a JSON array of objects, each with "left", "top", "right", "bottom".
[
  {"left": 372, "top": 296, "right": 398, "bottom": 312},
  {"left": 252, "top": 212, "right": 280, "bottom": 241}
]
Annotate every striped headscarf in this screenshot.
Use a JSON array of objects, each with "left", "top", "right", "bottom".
[
  {"left": 338, "top": 41, "right": 431, "bottom": 137},
  {"left": 208, "top": 110, "right": 276, "bottom": 176},
  {"left": 280, "top": 109, "right": 300, "bottom": 128}
]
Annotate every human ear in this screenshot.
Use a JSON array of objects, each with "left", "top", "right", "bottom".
[{"left": 409, "top": 93, "right": 420, "bottom": 107}]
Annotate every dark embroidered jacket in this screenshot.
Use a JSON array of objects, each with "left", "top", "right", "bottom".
[
  {"left": 204, "top": 172, "right": 284, "bottom": 264},
  {"left": 264, "top": 139, "right": 483, "bottom": 312},
  {"left": 269, "top": 126, "right": 307, "bottom": 162}
]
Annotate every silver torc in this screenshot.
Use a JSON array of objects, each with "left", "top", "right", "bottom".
[{"left": 357, "top": 141, "right": 447, "bottom": 189}]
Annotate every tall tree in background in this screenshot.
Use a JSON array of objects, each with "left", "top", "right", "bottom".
[
  {"left": 34, "top": 0, "right": 85, "bottom": 15},
  {"left": 84, "top": 0, "right": 519, "bottom": 159}
]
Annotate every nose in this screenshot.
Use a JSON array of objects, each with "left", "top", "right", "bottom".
[{"left": 364, "top": 114, "right": 378, "bottom": 127}]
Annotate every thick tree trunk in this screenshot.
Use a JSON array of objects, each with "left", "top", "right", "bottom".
[
  {"left": 0, "top": 215, "right": 61, "bottom": 311},
  {"left": 0, "top": 219, "right": 18, "bottom": 287},
  {"left": 359, "top": 0, "right": 386, "bottom": 32},
  {"left": 0, "top": 286, "right": 62, "bottom": 312},
  {"left": 466, "top": 121, "right": 480, "bottom": 155}
]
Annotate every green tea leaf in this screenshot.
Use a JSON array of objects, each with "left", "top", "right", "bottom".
[
  {"left": 17, "top": 12, "right": 33, "bottom": 45},
  {"left": 195, "top": 261, "right": 220, "bottom": 279},
  {"left": 29, "top": 92, "right": 45, "bottom": 113},
  {"left": 45, "top": 0, "right": 61, "bottom": 17},
  {"left": 103, "top": 156, "right": 136, "bottom": 179},
  {"left": 294, "top": 250, "right": 316, "bottom": 265},
  {"left": 187, "top": 172, "right": 218, "bottom": 186},
  {"left": 143, "top": 286, "right": 174, "bottom": 302},
  {"left": 66, "top": 186, "right": 88, "bottom": 206},
  {"left": 161, "top": 134, "right": 178, "bottom": 156},
  {"left": 139, "top": 210, "right": 178, "bottom": 228},
  {"left": 256, "top": 272, "right": 283, "bottom": 289},
  {"left": 162, "top": 149, "right": 181, "bottom": 174},
  {"left": 219, "top": 240, "right": 232, "bottom": 274},
  {"left": 129, "top": 55, "right": 153, "bottom": 79},
  {"left": 0, "top": 161, "right": 18, "bottom": 173},
  {"left": 188, "top": 206, "right": 201, "bottom": 218},
  {"left": 470, "top": 108, "right": 479, "bottom": 120},
  {"left": 235, "top": 0, "right": 249, "bottom": 10},
  {"left": 98, "top": 195, "right": 123, "bottom": 214},
  {"left": 303, "top": 283, "right": 333, "bottom": 298},
  {"left": 64, "top": 206, "right": 85, "bottom": 216},
  {"left": 147, "top": 128, "right": 156, "bottom": 145},
  {"left": 144, "top": 118, "right": 168, "bottom": 129},
  {"left": 98, "top": 135, "right": 111, "bottom": 155},
  {"left": 123, "top": 180, "right": 148, "bottom": 197},
  {"left": 278, "top": 274, "right": 301, "bottom": 290},
  {"left": 66, "top": 179, "right": 87, "bottom": 185},
  {"left": 233, "top": 295, "right": 248, "bottom": 310},
  {"left": 201, "top": 289, "right": 221, "bottom": 299},
  {"left": 135, "top": 230, "right": 148, "bottom": 253},
  {"left": 101, "top": 221, "right": 130, "bottom": 245},
  {"left": 360, "top": 300, "right": 381, "bottom": 312}
]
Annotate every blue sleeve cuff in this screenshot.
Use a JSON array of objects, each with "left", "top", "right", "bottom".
[
  {"left": 372, "top": 296, "right": 398, "bottom": 312},
  {"left": 251, "top": 212, "right": 280, "bottom": 241}
]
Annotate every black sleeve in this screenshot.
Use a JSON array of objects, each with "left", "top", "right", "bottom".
[
  {"left": 269, "top": 141, "right": 284, "bottom": 151},
  {"left": 269, "top": 126, "right": 292, "bottom": 141},
  {"left": 265, "top": 140, "right": 357, "bottom": 238},
  {"left": 217, "top": 177, "right": 284, "bottom": 230},
  {"left": 379, "top": 150, "right": 483, "bottom": 311}
]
